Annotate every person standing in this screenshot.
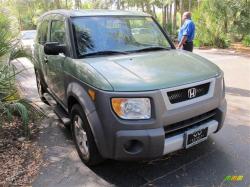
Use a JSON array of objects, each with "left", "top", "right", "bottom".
[{"left": 177, "top": 12, "right": 195, "bottom": 52}]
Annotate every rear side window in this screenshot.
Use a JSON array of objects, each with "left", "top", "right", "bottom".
[
  {"left": 50, "top": 20, "right": 66, "bottom": 44},
  {"left": 37, "top": 20, "right": 49, "bottom": 45}
]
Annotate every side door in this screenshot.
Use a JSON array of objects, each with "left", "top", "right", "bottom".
[{"left": 45, "top": 16, "right": 67, "bottom": 101}]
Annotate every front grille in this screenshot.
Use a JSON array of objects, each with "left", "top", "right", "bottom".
[
  {"left": 164, "top": 109, "right": 217, "bottom": 137},
  {"left": 167, "top": 83, "right": 210, "bottom": 104}
]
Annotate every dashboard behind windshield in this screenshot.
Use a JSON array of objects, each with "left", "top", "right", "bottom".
[{"left": 71, "top": 16, "right": 172, "bottom": 57}]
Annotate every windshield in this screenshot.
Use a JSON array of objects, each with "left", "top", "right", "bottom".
[
  {"left": 72, "top": 16, "right": 172, "bottom": 57},
  {"left": 21, "top": 30, "right": 36, "bottom": 40}
]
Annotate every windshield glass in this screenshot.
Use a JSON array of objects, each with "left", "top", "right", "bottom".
[
  {"left": 72, "top": 16, "right": 171, "bottom": 57},
  {"left": 21, "top": 30, "right": 36, "bottom": 40}
]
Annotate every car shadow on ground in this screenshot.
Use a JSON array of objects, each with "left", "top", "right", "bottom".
[
  {"left": 226, "top": 86, "right": 250, "bottom": 98},
  {"left": 89, "top": 139, "right": 224, "bottom": 186},
  {"left": 91, "top": 141, "right": 217, "bottom": 186},
  {"left": 32, "top": 104, "right": 250, "bottom": 187},
  {"left": 89, "top": 123, "right": 250, "bottom": 187},
  {"left": 34, "top": 103, "right": 250, "bottom": 187}
]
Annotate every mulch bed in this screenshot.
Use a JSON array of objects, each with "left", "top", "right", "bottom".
[
  {"left": 0, "top": 118, "right": 44, "bottom": 186},
  {"left": 197, "top": 43, "right": 250, "bottom": 55},
  {"left": 230, "top": 43, "right": 250, "bottom": 54}
]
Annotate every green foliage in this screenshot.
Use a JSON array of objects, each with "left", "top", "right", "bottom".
[
  {"left": 193, "top": 0, "right": 249, "bottom": 48},
  {"left": 0, "top": 55, "right": 32, "bottom": 134},
  {"left": 0, "top": 60, "right": 31, "bottom": 136},
  {"left": 1, "top": 0, "right": 249, "bottom": 50},
  {"left": 192, "top": 0, "right": 231, "bottom": 48},
  {"left": 227, "top": 0, "right": 250, "bottom": 38},
  {"left": 0, "top": 8, "right": 33, "bottom": 137},
  {"left": 0, "top": 11, "right": 12, "bottom": 57},
  {"left": 242, "top": 35, "right": 250, "bottom": 47},
  {"left": 166, "top": 22, "right": 173, "bottom": 34}
]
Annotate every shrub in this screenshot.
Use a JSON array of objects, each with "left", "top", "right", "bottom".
[
  {"left": 0, "top": 59, "right": 32, "bottom": 136},
  {"left": 192, "top": 0, "right": 231, "bottom": 48},
  {"left": 0, "top": 8, "right": 33, "bottom": 137},
  {"left": 242, "top": 35, "right": 250, "bottom": 47}
]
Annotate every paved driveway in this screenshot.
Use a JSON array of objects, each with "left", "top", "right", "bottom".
[{"left": 14, "top": 50, "right": 250, "bottom": 187}]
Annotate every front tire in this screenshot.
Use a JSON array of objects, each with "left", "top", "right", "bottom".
[{"left": 71, "top": 104, "right": 104, "bottom": 166}]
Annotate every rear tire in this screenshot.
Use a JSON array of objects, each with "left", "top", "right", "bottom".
[
  {"left": 71, "top": 104, "right": 104, "bottom": 166},
  {"left": 35, "top": 70, "right": 49, "bottom": 105}
]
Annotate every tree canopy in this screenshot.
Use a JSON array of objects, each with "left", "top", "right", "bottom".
[{"left": 1, "top": 0, "right": 249, "bottom": 47}]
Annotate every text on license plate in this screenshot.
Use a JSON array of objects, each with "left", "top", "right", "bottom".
[{"left": 185, "top": 127, "right": 208, "bottom": 148}]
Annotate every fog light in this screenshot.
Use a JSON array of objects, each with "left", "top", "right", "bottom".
[{"left": 123, "top": 140, "right": 143, "bottom": 154}]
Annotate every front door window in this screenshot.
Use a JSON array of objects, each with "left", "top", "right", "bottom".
[{"left": 50, "top": 20, "right": 66, "bottom": 44}]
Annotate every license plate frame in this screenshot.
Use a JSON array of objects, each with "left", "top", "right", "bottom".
[{"left": 185, "top": 126, "right": 208, "bottom": 148}]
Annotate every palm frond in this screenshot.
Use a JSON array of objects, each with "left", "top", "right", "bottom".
[{"left": 0, "top": 7, "right": 42, "bottom": 137}]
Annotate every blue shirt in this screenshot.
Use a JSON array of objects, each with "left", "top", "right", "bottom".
[{"left": 178, "top": 19, "right": 195, "bottom": 42}]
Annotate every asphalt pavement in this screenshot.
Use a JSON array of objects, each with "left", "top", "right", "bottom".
[{"left": 13, "top": 49, "right": 250, "bottom": 187}]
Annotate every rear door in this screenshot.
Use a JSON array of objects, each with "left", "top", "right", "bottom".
[
  {"left": 45, "top": 15, "right": 67, "bottom": 101},
  {"left": 34, "top": 17, "right": 50, "bottom": 83}
]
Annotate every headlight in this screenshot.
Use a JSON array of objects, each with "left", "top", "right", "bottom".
[{"left": 111, "top": 98, "right": 151, "bottom": 119}]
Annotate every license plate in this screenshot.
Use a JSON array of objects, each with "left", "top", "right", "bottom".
[{"left": 185, "top": 126, "right": 208, "bottom": 148}]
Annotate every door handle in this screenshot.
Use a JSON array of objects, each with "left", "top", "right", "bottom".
[{"left": 44, "top": 56, "right": 48, "bottom": 63}]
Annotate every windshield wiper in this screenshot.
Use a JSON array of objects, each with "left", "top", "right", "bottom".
[
  {"left": 81, "top": 50, "right": 128, "bottom": 57},
  {"left": 128, "top": 46, "right": 171, "bottom": 53}
]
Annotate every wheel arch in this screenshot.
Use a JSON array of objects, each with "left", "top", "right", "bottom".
[
  {"left": 66, "top": 82, "right": 108, "bottom": 157},
  {"left": 34, "top": 68, "right": 48, "bottom": 91}
]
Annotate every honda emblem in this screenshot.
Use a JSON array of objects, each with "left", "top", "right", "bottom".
[{"left": 188, "top": 88, "right": 197, "bottom": 99}]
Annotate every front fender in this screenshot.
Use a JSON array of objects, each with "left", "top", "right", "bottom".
[
  {"left": 66, "top": 82, "right": 109, "bottom": 157},
  {"left": 67, "top": 82, "right": 95, "bottom": 115}
]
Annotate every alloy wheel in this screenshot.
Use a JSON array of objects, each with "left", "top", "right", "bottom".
[{"left": 73, "top": 115, "right": 89, "bottom": 159}]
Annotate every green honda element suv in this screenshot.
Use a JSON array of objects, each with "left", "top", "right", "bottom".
[{"left": 33, "top": 9, "right": 227, "bottom": 165}]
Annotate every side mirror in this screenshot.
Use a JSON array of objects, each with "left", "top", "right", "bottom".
[{"left": 44, "top": 42, "right": 66, "bottom": 55}]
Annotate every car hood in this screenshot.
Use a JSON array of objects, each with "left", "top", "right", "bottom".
[{"left": 85, "top": 50, "right": 221, "bottom": 91}]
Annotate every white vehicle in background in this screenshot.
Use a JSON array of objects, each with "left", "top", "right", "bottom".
[{"left": 20, "top": 30, "right": 36, "bottom": 54}]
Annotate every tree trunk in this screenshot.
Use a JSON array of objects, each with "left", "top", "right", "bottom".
[
  {"left": 224, "top": 17, "right": 228, "bottom": 33},
  {"left": 188, "top": 0, "right": 192, "bottom": 11},
  {"left": 54, "top": 0, "right": 61, "bottom": 9},
  {"left": 145, "top": 2, "right": 153, "bottom": 15},
  {"left": 141, "top": 2, "right": 145, "bottom": 12},
  {"left": 18, "top": 10, "right": 22, "bottom": 31},
  {"left": 121, "top": 1, "right": 125, "bottom": 9},
  {"left": 166, "top": 5, "right": 169, "bottom": 23},
  {"left": 74, "top": 0, "right": 81, "bottom": 9},
  {"left": 173, "top": 0, "right": 177, "bottom": 33},
  {"left": 197, "top": 0, "right": 200, "bottom": 10},
  {"left": 152, "top": 4, "right": 157, "bottom": 19},
  {"left": 162, "top": 5, "right": 167, "bottom": 30},
  {"left": 43, "top": 0, "right": 49, "bottom": 10},
  {"left": 180, "top": 0, "right": 183, "bottom": 25},
  {"left": 117, "top": 0, "right": 120, "bottom": 9},
  {"left": 169, "top": 3, "right": 172, "bottom": 33}
]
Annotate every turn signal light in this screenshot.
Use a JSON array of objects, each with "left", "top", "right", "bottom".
[{"left": 88, "top": 89, "right": 96, "bottom": 101}]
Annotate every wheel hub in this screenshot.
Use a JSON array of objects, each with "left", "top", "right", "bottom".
[{"left": 74, "top": 115, "right": 89, "bottom": 159}]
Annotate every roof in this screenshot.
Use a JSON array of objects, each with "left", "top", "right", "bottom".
[{"left": 40, "top": 9, "right": 150, "bottom": 19}]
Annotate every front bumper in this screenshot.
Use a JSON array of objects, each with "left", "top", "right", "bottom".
[
  {"left": 113, "top": 100, "right": 226, "bottom": 160},
  {"left": 163, "top": 120, "right": 218, "bottom": 155},
  {"left": 92, "top": 76, "right": 226, "bottom": 160}
]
